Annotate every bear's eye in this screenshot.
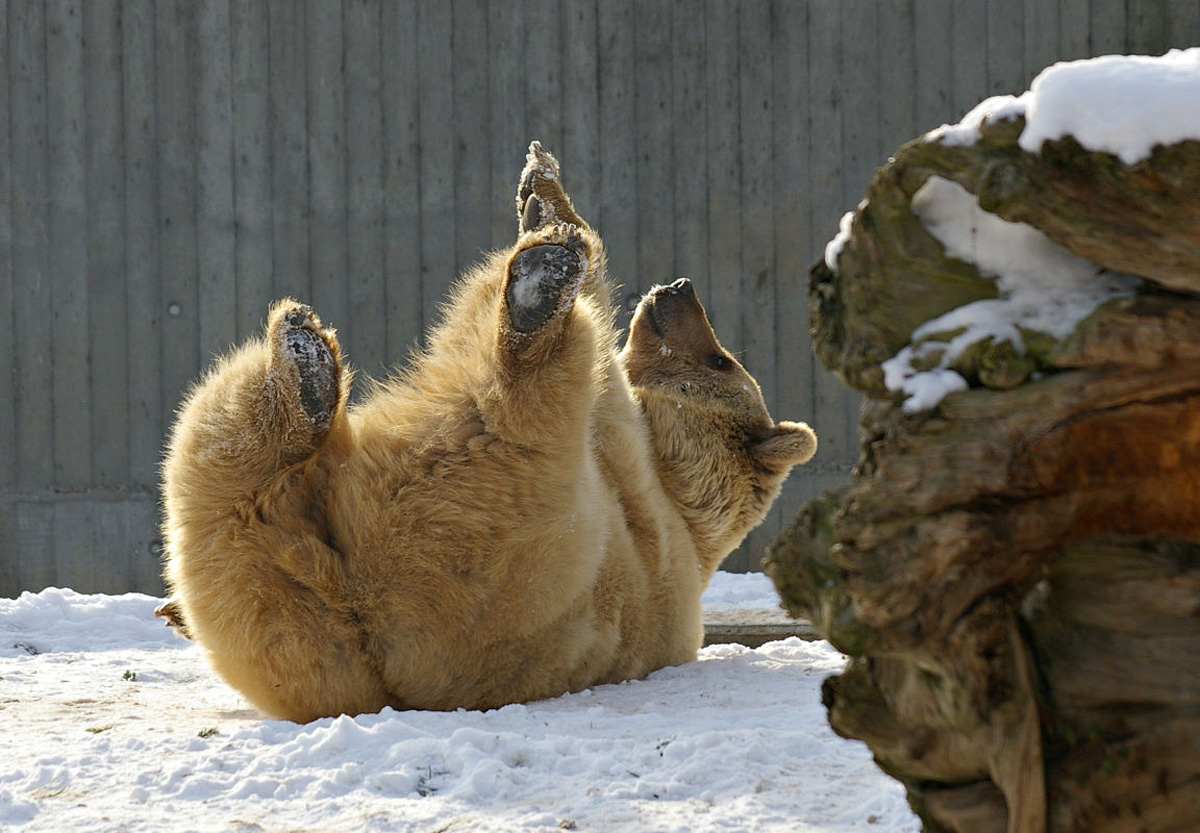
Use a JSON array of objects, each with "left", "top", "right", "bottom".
[{"left": 708, "top": 354, "right": 732, "bottom": 371}]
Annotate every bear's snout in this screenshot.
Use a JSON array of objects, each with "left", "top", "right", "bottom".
[
  {"left": 662, "top": 278, "right": 694, "bottom": 298},
  {"left": 642, "top": 278, "right": 708, "bottom": 340}
]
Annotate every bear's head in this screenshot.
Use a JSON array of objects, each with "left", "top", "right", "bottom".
[{"left": 619, "top": 278, "right": 816, "bottom": 570}]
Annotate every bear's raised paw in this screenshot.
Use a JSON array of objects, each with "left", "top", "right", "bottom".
[
  {"left": 506, "top": 237, "right": 586, "bottom": 334},
  {"left": 270, "top": 302, "right": 340, "bottom": 429}
]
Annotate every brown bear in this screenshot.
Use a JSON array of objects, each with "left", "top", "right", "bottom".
[{"left": 159, "top": 143, "right": 816, "bottom": 722}]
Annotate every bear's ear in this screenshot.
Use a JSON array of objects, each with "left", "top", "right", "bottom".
[{"left": 750, "top": 421, "right": 817, "bottom": 471}]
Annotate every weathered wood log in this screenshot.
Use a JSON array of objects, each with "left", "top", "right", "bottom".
[
  {"left": 766, "top": 87, "right": 1200, "bottom": 832},
  {"left": 702, "top": 609, "right": 820, "bottom": 648},
  {"left": 810, "top": 115, "right": 1200, "bottom": 397}
]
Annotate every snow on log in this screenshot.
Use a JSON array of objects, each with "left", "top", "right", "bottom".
[{"left": 767, "top": 49, "right": 1200, "bottom": 833}]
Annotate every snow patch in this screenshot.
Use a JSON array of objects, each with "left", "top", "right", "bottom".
[
  {"left": 925, "top": 48, "right": 1200, "bottom": 165},
  {"left": 881, "top": 177, "right": 1140, "bottom": 413},
  {"left": 925, "top": 94, "right": 1026, "bottom": 146},
  {"left": 823, "top": 202, "right": 864, "bottom": 273},
  {"left": 700, "top": 570, "right": 779, "bottom": 610},
  {"left": 1020, "top": 48, "right": 1200, "bottom": 164},
  {"left": 523, "top": 140, "right": 560, "bottom": 183},
  {"left": 0, "top": 577, "right": 919, "bottom": 832}
]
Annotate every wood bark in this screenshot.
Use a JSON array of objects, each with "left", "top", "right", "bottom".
[{"left": 766, "top": 115, "right": 1200, "bottom": 833}]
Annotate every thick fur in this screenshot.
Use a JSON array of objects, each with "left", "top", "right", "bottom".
[{"left": 161, "top": 143, "right": 817, "bottom": 722}]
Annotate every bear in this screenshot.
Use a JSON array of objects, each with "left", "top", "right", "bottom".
[{"left": 159, "top": 142, "right": 817, "bottom": 722}]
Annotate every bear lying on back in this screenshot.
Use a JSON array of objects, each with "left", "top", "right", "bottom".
[{"left": 160, "top": 143, "right": 816, "bottom": 722}]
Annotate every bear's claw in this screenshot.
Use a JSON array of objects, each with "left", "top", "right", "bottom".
[
  {"left": 507, "top": 239, "right": 585, "bottom": 333},
  {"left": 154, "top": 598, "right": 193, "bottom": 639},
  {"left": 517, "top": 141, "right": 584, "bottom": 233}
]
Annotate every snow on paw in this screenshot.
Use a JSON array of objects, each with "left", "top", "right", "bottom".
[
  {"left": 271, "top": 302, "right": 340, "bottom": 429},
  {"left": 506, "top": 237, "right": 586, "bottom": 334},
  {"left": 516, "top": 141, "right": 584, "bottom": 233}
]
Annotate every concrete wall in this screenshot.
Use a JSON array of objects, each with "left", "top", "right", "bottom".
[{"left": 2, "top": 0, "right": 1197, "bottom": 595}]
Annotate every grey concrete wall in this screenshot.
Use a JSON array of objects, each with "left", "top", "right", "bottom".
[{"left": 2, "top": 0, "right": 1197, "bottom": 595}]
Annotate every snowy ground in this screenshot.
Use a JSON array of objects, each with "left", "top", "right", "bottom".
[{"left": 0, "top": 572, "right": 918, "bottom": 832}]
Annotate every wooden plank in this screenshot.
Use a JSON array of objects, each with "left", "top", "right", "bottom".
[
  {"left": 951, "top": 0, "right": 990, "bottom": 117},
  {"left": 268, "top": 0, "right": 311, "bottom": 303},
  {"left": 307, "top": 0, "right": 349, "bottom": 343},
  {"left": 986, "top": 0, "right": 1026, "bottom": 94},
  {"left": 416, "top": 0, "right": 455, "bottom": 334},
  {"left": 15, "top": 502, "right": 55, "bottom": 592},
  {"left": 156, "top": 0, "right": 201, "bottom": 437},
  {"left": 597, "top": 0, "right": 637, "bottom": 328},
  {"left": 914, "top": 0, "right": 955, "bottom": 135},
  {"left": 47, "top": 0, "right": 92, "bottom": 487},
  {"left": 196, "top": 0, "right": 238, "bottom": 360},
  {"left": 838, "top": 0, "right": 879, "bottom": 551},
  {"left": 129, "top": 495, "right": 166, "bottom": 596},
  {"left": 345, "top": 0, "right": 388, "bottom": 380},
  {"left": 634, "top": 1, "right": 674, "bottom": 293},
  {"left": 769, "top": 2, "right": 822, "bottom": 536},
  {"left": 845, "top": 0, "right": 883, "bottom": 209},
  {"left": 1127, "top": 0, "right": 1167, "bottom": 54},
  {"left": 807, "top": 0, "right": 859, "bottom": 488},
  {"left": 670, "top": 0, "right": 709, "bottom": 302},
  {"left": 771, "top": 0, "right": 815, "bottom": 431},
  {"left": 381, "top": 0, "right": 423, "bottom": 365},
  {"left": 703, "top": 609, "right": 820, "bottom": 647},
  {"left": 0, "top": 0, "right": 14, "bottom": 489},
  {"left": 1059, "top": 0, "right": 1091, "bottom": 60},
  {"left": 0, "top": 501, "right": 13, "bottom": 595},
  {"left": 486, "top": 0, "right": 527, "bottom": 249},
  {"left": 1165, "top": 0, "right": 1200, "bottom": 48},
  {"left": 1090, "top": 0, "right": 1128, "bottom": 55},
  {"left": 525, "top": 0, "right": 564, "bottom": 167},
  {"left": 561, "top": 0, "right": 600, "bottom": 232},
  {"left": 1023, "top": 0, "right": 1061, "bottom": 80},
  {"left": 91, "top": 499, "right": 132, "bottom": 595},
  {"left": 452, "top": 0, "right": 491, "bottom": 279},
  {"left": 54, "top": 500, "right": 94, "bottom": 592},
  {"left": 703, "top": 0, "right": 741, "bottom": 348},
  {"left": 123, "top": 0, "right": 164, "bottom": 489},
  {"left": 231, "top": 0, "right": 273, "bottom": 341},
  {"left": 737, "top": 1, "right": 780, "bottom": 571},
  {"left": 85, "top": 1, "right": 129, "bottom": 487}
]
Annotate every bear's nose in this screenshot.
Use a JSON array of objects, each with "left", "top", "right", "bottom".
[{"left": 666, "top": 277, "right": 694, "bottom": 297}]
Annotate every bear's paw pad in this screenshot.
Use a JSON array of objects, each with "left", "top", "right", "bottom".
[
  {"left": 281, "top": 318, "right": 337, "bottom": 427},
  {"left": 507, "top": 241, "right": 585, "bottom": 333}
]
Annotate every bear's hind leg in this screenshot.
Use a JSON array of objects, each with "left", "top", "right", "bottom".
[
  {"left": 163, "top": 298, "right": 347, "bottom": 525},
  {"left": 514, "top": 142, "right": 608, "bottom": 307},
  {"left": 485, "top": 222, "right": 606, "bottom": 449},
  {"left": 161, "top": 301, "right": 386, "bottom": 721}
]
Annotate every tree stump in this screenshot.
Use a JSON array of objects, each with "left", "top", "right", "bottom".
[{"left": 765, "top": 101, "right": 1200, "bottom": 831}]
